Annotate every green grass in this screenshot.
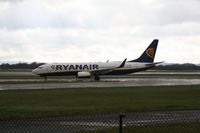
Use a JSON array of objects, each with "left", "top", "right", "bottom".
[{"left": 0, "top": 85, "right": 200, "bottom": 119}]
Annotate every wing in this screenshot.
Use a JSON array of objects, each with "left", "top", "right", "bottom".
[{"left": 90, "top": 58, "right": 127, "bottom": 75}]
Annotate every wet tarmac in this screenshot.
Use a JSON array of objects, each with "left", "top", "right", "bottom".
[
  {"left": 0, "top": 72, "right": 32, "bottom": 76},
  {"left": 0, "top": 78, "right": 200, "bottom": 90}
]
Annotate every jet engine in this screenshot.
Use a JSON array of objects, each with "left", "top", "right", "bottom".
[{"left": 77, "top": 71, "right": 91, "bottom": 78}]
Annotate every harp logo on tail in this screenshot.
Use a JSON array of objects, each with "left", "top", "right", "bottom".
[{"left": 146, "top": 48, "right": 154, "bottom": 58}]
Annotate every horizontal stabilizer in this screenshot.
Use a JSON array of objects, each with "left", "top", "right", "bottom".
[{"left": 145, "top": 61, "right": 164, "bottom": 67}]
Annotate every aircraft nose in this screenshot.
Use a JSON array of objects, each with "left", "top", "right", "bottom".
[{"left": 32, "top": 69, "right": 38, "bottom": 75}]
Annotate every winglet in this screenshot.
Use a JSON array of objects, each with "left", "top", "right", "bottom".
[{"left": 118, "top": 58, "right": 127, "bottom": 68}]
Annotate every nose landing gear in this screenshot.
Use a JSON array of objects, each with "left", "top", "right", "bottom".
[{"left": 94, "top": 76, "right": 100, "bottom": 81}]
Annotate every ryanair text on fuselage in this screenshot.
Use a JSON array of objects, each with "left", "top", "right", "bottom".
[{"left": 51, "top": 64, "right": 99, "bottom": 71}]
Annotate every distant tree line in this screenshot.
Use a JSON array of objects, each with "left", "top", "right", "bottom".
[
  {"left": 0, "top": 62, "right": 200, "bottom": 70},
  {"left": 0, "top": 62, "right": 45, "bottom": 69},
  {"left": 152, "top": 63, "right": 200, "bottom": 70}
]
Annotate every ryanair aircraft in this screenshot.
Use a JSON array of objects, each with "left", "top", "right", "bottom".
[{"left": 32, "top": 39, "right": 162, "bottom": 81}]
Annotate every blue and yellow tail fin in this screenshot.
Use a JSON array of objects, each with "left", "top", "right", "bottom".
[{"left": 129, "top": 39, "right": 158, "bottom": 63}]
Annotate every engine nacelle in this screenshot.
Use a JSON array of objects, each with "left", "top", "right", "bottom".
[{"left": 77, "top": 71, "right": 91, "bottom": 78}]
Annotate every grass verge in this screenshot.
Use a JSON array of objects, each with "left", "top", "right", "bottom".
[{"left": 0, "top": 85, "right": 200, "bottom": 119}]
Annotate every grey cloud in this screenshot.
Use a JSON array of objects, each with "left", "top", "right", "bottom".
[
  {"left": 0, "top": 6, "right": 79, "bottom": 29},
  {"left": 155, "top": 0, "right": 200, "bottom": 25},
  {"left": 0, "top": 0, "right": 200, "bottom": 63},
  {"left": 0, "top": 0, "right": 107, "bottom": 29},
  {"left": 1, "top": 0, "right": 200, "bottom": 30},
  {"left": 0, "top": 0, "right": 23, "bottom": 3},
  {"left": 92, "top": 0, "right": 200, "bottom": 26}
]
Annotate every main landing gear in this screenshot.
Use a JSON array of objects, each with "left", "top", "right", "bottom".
[
  {"left": 94, "top": 76, "right": 100, "bottom": 81},
  {"left": 41, "top": 76, "right": 47, "bottom": 81}
]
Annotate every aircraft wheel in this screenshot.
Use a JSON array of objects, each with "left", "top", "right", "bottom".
[
  {"left": 94, "top": 76, "right": 100, "bottom": 81},
  {"left": 44, "top": 76, "right": 47, "bottom": 81}
]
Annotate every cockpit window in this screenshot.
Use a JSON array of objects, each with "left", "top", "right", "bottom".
[{"left": 38, "top": 66, "right": 43, "bottom": 69}]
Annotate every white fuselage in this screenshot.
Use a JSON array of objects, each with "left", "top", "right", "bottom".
[
  {"left": 31, "top": 39, "right": 160, "bottom": 80},
  {"left": 32, "top": 61, "right": 152, "bottom": 77}
]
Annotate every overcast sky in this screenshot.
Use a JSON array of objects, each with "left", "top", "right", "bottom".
[{"left": 0, "top": 0, "right": 200, "bottom": 64}]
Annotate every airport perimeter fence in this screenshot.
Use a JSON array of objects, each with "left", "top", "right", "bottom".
[{"left": 1, "top": 111, "right": 200, "bottom": 133}]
